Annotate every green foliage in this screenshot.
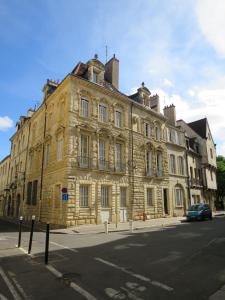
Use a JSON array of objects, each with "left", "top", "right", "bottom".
[{"left": 216, "top": 155, "right": 225, "bottom": 200}]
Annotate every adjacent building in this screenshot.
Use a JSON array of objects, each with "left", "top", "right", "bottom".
[{"left": 0, "top": 55, "right": 217, "bottom": 226}]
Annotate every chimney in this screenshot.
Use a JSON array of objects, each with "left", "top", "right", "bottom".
[
  {"left": 42, "top": 79, "right": 58, "bottom": 100},
  {"left": 105, "top": 54, "right": 119, "bottom": 90},
  {"left": 149, "top": 94, "right": 160, "bottom": 113},
  {"left": 163, "top": 104, "right": 176, "bottom": 126}
]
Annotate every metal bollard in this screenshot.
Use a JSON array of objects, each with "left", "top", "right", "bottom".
[
  {"left": 18, "top": 216, "right": 23, "bottom": 248},
  {"left": 104, "top": 221, "right": 109, "bottom": 234},
  {"left": 45, "top": 223, "right": 50, "bottom": 265},
  {"left": 28, "top": 215, "right": 35, "bottom": 254},
  {"left": 129, "top": 220, "right": 133, "bottom": 232}
]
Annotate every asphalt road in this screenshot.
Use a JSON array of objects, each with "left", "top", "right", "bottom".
[{"left": 0, "top": 216, "right": 225, "bottom": 300}]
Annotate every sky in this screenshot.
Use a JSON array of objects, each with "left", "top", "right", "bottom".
[{"left": 0, "top": 0, "right": 225, "bottom": 159}]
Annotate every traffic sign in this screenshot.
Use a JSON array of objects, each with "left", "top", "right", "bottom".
[
  {"left": 62, "top": 193, "right": 69, "bottom": 201},
  {"left": 62, "top": 187, "right": 68, "bottom": 193}
]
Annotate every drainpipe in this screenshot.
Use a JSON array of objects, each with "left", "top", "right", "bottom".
[{"left": 38, "top": 102, "right": 47, "bottom": 222}]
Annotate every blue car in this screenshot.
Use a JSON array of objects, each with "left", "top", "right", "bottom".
[{"left": 186, "top": 203, "right": 212, "bottom": 221}]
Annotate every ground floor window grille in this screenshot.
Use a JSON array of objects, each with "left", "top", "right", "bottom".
[
  {"left": 147, "top": 188, "right": 153, "bottom": 206},
  {"left": 120, "top": 187, "right": 127, "bottom": 208},
  {"left": 175, "top": 188, "right": 183, "bottom": 207},
  {"left": 80, "top": 185, "right": 89, "bottom": 207},
  {"left": 101, "top": 186, "right": 110, "bottom": 208}
]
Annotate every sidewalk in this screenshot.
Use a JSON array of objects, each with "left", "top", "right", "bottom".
[{"left": 51, "top": 216, "right": 186, "bottom": 235}]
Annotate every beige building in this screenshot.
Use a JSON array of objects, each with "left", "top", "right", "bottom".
[
  {"left": 0, "top": 155, "right": 10, "bottom": 216},
  {"left": 163, "top": 105, "right": 188, "bottom": 217},
  {"left": 177, "top": 118, "right": 217, "bottom": 208},
  {"left": 0, "top": 55, "right": 217, "bottom": 226}
]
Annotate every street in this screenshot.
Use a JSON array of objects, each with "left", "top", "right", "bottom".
[{"left": 0, "top": 216, "right": 225, "bottom": 300}]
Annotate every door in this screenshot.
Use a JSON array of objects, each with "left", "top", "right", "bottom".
[
  {"left": 120, "top": 187, "right": 127, "bottom": 222},
  {"left": 163, "top": 189, "right": 169, "bottom": 215},
  {"left": 101, "top": 186, "right": 111, "bottom": 223}
]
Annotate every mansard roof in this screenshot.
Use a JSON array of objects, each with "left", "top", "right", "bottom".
[{"left": 188, "top": 118, "right": 207, "bottom": 139}]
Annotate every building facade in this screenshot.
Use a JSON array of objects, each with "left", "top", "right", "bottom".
[
  {"left": 0, "top": 155, "right": 10, "bottom": 216},
  {"left": 0, "top": 55, "right": 217, "bottom": 226}
]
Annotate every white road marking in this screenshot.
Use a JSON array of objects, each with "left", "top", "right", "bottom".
[
  {"left": 46, "top": 265, "right": 63, "bottom": 278},
  {"left": 95, "top": 258, "right": 173, "bottom": 292},
  {"left": 70, "top": 282, "right": 98, "bottom": 300},
  {"left": 8, "top": 271, "right": 29, "bottom": 300},
  {"left": 0, "top": 267, "right": 22, "bottom": 300},
  {"left": 46, "top": 265, "right": 97, "bottom": 300},
  {"left": 0, "top": 293, "right": 8, "bottom": 300},
  {"left": 50, "top": 241, "right": 78, "bottom": 253}
]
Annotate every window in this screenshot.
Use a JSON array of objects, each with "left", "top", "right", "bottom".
[
  {"left": 120, "top": 187, "right": 127, "bottom": 208},
  {"left": 177, "top": 156, "right": 184, "bottom": 175},
  {"left": 156, "top": 152, "right": 163, "bottom": 176},
  {"left": 210, "top": 148, "right": 213, "bottom": 159},
  {"left": 190, "top": 167, "right": 193, "bottom": 179},
  {"left": 146, "top": 150, "right": 152, "bottom": 176},
  {"left": 93, "top": 71, "right": 98, "bottom": 83},
  {"left": 80, "top": 185, "right": 89, "bottom": 207},
  {"left": 115, "top": 110, "right": 122, "bottom": 128},
  {"left": 210, "top": 170, "right": 213, "bottom": 181},
  {"left": 101, "top": 186, "right": 110, "bottom": 208},
  {"left": 155, "top": 126, "right": 160, "bottom": 141},
  {"left": 175, "top": 188, "right": 183, "bottom": 207},
  {"left": 32, "top": 180, "right": 38, "bottom": 205},
  {"left": 57, "top": 137, "right": 63, "bottom": 161},
  {"left": 147, "top": 188, "right": 153, "bottom": 206},
  {"left": 177, "top": 133, "right": 183, "bottom": 145},
  {"left": 115, "top": 143, "right": 122, "bottom": 170},
  {"left": 169, "top": 129, "right": 176, "bottom": 143},
  {"left": 28, "top": 152, "right": 33, "bottom": 172},
  {"left": 81, "top": 98, "right": 89, "bottom": 117},
  {"left": 144, "top": 123, "right": 150, "bottom": 137},
  {"left": 80, "top": 135, "right": 89, "bottom": 167},
  {"left": 99, "top": 104, "right": 107, "bottom": 122},
  {"left": 27, "top": 182, "right": 32, "bottom": 205},
  {"left": 170, "top": 155, "right": 176, "bottom": 174},
  {"left": 44, "top": 144, "right": 50, "bottom": 167},
  {"left": 99, "top": 140, "right": 106, "bottom": 169}
]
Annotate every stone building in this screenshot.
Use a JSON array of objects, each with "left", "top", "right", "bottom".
[
  {"left": 0, "top": 155, "right": 10, "bottom": 216},
  {"left": 0, "top": 55, "right": 217, "bottom": 226},
  {"left": 163, "top": 105, "right": 188, "bottom": 217},
  {"left": 177, "top": 118, "right": 217, "bottom": 208}
]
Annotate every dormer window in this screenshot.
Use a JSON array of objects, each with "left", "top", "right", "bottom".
[{"left": 93, "top": 71, "right": 98, "bottom": 83}]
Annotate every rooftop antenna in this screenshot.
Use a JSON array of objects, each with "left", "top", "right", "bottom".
[{"left": 105, "top": 45, "right": 108, "bottom": 63}]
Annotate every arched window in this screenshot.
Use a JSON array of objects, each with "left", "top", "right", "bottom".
[
  {"left": 175, "top": 186, "right": 184, "bottom": 207},
  {"left": 170, "top": 154, "right": 176, "bottom": 174}
]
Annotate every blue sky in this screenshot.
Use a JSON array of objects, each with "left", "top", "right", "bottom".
[{"left": 1, "top": 0, "right": 225, "bottom": 159}]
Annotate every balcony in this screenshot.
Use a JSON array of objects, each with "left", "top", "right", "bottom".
[
  {"left": 190, "top": 178, "right": 203, "bottom": 187},
  {"left": 77, "top": 156, "right": 92, "bottom": 169},
  {"left": 98, "top": 159, "right": 111, "bottom": 171},
  {"left": 156, "top": 169, "right": 164, "bottom": 177},
  {"left": 146, "top": 168, "right": 154, "bottom": 177},
  {"left": 114, "top": 162, "right": 126, "bottom": 173}
]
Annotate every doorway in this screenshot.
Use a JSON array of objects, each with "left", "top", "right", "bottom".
[{"left": 163, "top": 189, "right": 169, "bottom": 215}]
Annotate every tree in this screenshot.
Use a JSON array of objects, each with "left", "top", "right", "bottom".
[{"left": 216, "top": 155, "right": 225, "bottom": 209}]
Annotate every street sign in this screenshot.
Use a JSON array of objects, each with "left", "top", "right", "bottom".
[
  {"left": 62, "top": 193, "right": 69, "bottom": 201},
  {"left": 62, "top": 187, "right": 68, "bottom": 193}
]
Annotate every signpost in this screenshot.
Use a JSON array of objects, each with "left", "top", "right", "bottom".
[{"left": 61, "top": 187, "right": 69, "bottom": 201}]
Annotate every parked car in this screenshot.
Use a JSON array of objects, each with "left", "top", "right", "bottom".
[{"left": 186, "top": 203, "right": 212, "bottom": 221}]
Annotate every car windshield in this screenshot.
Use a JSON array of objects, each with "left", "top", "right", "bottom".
[{"left": 189, "top": 205, "right": 203, "bottom": 211}]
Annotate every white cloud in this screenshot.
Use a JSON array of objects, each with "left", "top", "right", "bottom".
[
  {"left": 0, "top": 116, "right": 13, "bottom": 131},
  {"left": 163, "top": 78, "right": 173, "bottom": 87},
  {"left": 196, "top": 0, "right": 225, "bottom": 57}
]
